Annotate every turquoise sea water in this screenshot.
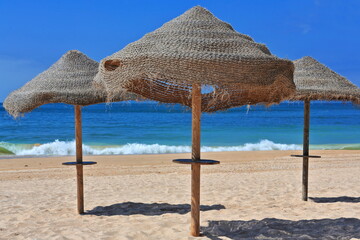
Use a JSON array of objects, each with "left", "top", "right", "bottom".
[{"left": 1, "top": 101, "right": 359, "bottom": 155}]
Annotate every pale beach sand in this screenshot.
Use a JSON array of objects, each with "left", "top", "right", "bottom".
[{"left": 1, "top": 150, "right": 360, "bottom": 239}]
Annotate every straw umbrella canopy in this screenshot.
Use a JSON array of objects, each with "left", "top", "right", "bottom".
[
  {"left": 94, "top": 6, "right": 295, "bottom": 112},
  {"left": 289, "top": 56, "right": 360, "bottom": 201},
  {"left": 3, "top": 50, "right": 132, "bottom": 214},
  {"left": 94, "top": 6, "right": 295, "bottom": 236},
  {"left": 291, "top": 56, "right": 360, "bottom": 103},
  {"left": 4, "top": 50, "right": 118, "bottom": 117}
]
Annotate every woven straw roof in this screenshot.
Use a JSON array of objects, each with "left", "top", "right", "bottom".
[
  {"left": 291, "top": 56, "right": 360, "bottom": 103},
  {"left": 3, "top": 50, "right": 133, "bottom": 118},
  {"left": 94, "top": 6, "right": 295, "bottom": 112}
]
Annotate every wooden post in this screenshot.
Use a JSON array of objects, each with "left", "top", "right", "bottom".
[
  {"left": 302, "top": 100, "right": 310, "bottom": 201},
  {"left": 75, "top": 105, "right": 84, "bottom": 214},
  {"left": 190, "top": 83, "right": 201, "bottom": 237}
]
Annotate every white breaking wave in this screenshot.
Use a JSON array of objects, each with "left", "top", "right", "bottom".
[{"left": 10, "top": 139, "right": 302, "bottom": 156}]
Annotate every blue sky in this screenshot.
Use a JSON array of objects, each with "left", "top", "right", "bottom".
[{"left": 0, "top": 0, "right": 359, "bottom": 101}]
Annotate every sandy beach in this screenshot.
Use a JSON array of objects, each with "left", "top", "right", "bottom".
[{"left": 1, "top": 150, "right": 360, "bottom": 240}]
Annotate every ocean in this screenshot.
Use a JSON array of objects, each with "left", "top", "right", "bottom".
[{"left": 1, "top": 101, "right": 359, "bottom": 156}]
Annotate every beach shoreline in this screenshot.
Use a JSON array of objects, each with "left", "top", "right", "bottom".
[{"left": 0, "top": 149, "right": 358, "bottom": 170}]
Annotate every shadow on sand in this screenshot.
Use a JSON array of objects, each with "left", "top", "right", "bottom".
[
  {"left": 309, "top": 196, "right": 360, "bottom": 203},
  {"left": 86, "top": 202, "right": 225, "bottom": 216},
  {"left": 201, "top": 218, "right": 360, "bottom": 240}
]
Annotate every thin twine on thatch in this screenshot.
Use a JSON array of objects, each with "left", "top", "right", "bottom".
[
  {"left": 3, "top": 50, "right": 138, "bottom": 118},
  {"left": 94, "top": 6, "right": 295, "bottom": 112},
  {"left": 290, "top": 56, "right": 360, "bottom": 104}
]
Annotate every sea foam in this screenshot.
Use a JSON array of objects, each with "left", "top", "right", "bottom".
[{"left": 5, "top": 139, "right": 302, "bottom": 156}]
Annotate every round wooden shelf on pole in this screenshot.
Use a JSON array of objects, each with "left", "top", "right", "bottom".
[
  {"left": 173, "top": 159, "right": 220, "bottom": 165},
  {"left": 291, "top": 155, "right": 321, "bottom": 158},
  {"left": 62, "top": 161, "right": 97, "bottom": 166}
]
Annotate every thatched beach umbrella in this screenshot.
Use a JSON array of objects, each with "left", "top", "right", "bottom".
[
  {"left": 3, "top": 50, "right": 130, "bottom": 214},
  {"left": 290, "top": 56, "right": 360, "bottom": 201},
  {"left": 94, "top": 6, "right": 295, "bottom": 236}
]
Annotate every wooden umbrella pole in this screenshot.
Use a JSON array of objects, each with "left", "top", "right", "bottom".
[
  {"left": 75, "top": 105, "right": 84, "bottom": 214},
  {"left": 191, "top": 83, "right": 201, "bottom": 237},
  {"left": 302, "top": 100, "right": 310, "bottom": 201}
]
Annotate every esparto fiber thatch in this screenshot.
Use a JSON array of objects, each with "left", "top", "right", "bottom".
[
  {"left": 291, "top": 56, "right": 360, "bottom": 103},
  {"left": 3, "top": 50, "right": 135, "bottom": 118},
  {"left": 94, "top": 6, "right": 295, "bottom": 112}
]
